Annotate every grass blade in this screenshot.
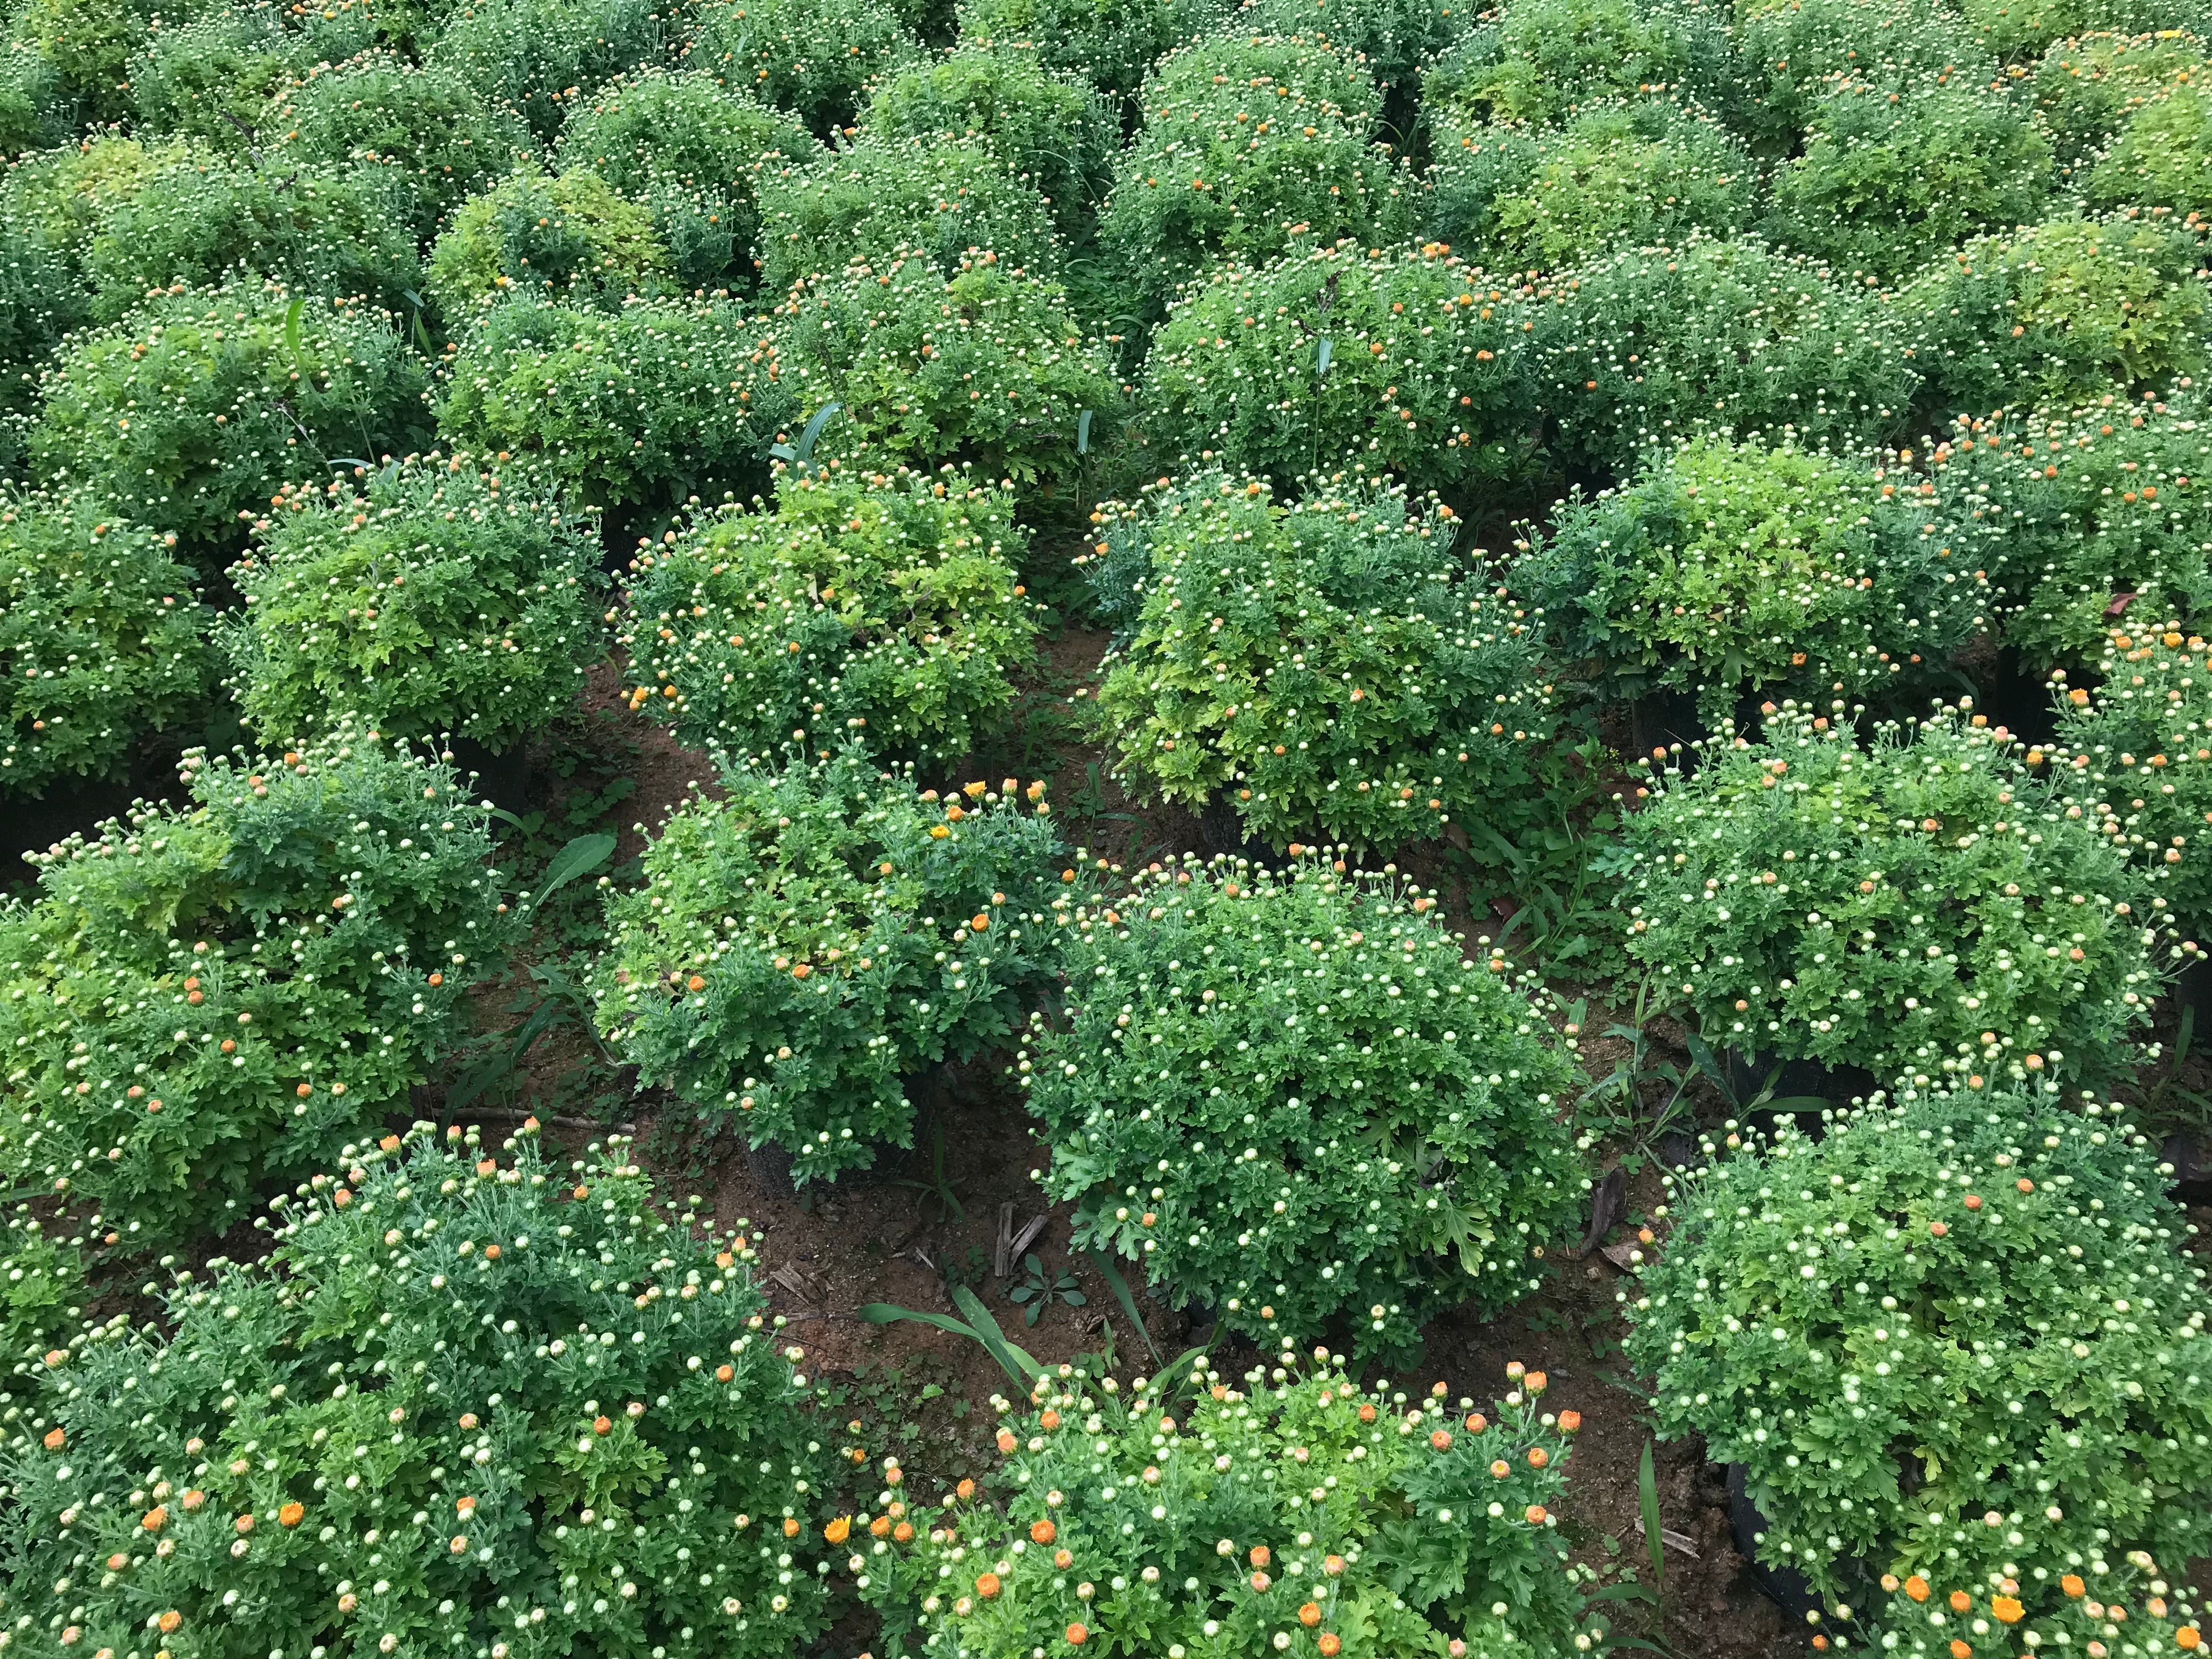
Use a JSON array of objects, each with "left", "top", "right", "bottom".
[
  {"left": 1084, "top": 1249, "right": 1162, "bottom": 1367},
  {"left": 1639, "top": 1438, "right": 1665, "bottom": 1597}
]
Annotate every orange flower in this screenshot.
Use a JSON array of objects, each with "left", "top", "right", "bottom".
[
  {"left": 1950, "top": 1643, "right": 1971, "bottom": 1659},
  {"left": 997, "top": 1429, "right": 1018, "bottom": 1453},
  {"left": 782, "top": 1517, "right": 800, "bottom": 1537},
  {"left": 1525, "top": 1505, "right": 1549, "bottom": 1524},
  {"left": 41, "top": 1428, "right": 63, "bottom": 1449},
  {"left": 1031, "top": 1519, "right": 1057, "bottom": 1545},
  {"left": 1994, "top": 1597, "right": 2024, "bottom": 1624},
  {"left": 593, "top": 1415, "right": 613, "bottom": 1435},
  {"left": 1430, "top": 1430, "right": 1452, "bottom": 1450},
  {"left": 1905, "top": 1577, "right": 1931, "bottom": 1603},
  {"left": 956, "top": 1479, "right": 976, "bottom": 1500},
  {"left": 1358, "top": 1403, "right": 1376, "bottom": 1422},
  {"left": 1320, "top": 1639, "right": 1342, "bottom": 1657},
  {"left": 2176, "top": 1627, "right": 2200, "bottom": 1650},
  {"left": 2064, "top": 1577, "right": 2087, "bottom": 1598},
  {"left": 1491, "top": 1459, "right": 1511, "bottom": 1477},
  {"left": 1300, "top": 1602, "right": 1323, "bottom": 1626},
  {"left": 824, "top": 1516, "right": 851, "bottom": 1544},
  {"left": 1065, "top": 1624, "right": 1088, "bottom": 1645},
  {"left": 716, "top": 1364, "right": 734, "bottom": 1381},
  {"left": 1950, "top": 1590, "right": 1973, "bottom": 1613},
  {"left": 871, "top": 1515, "right": 892, "bottom": 1538},
  {"left": 1525, "top": 1370, "right": 1548, "bottom": 1394},
  {"left": 234, "top": 1513, "right": 255, "bottom": 1534},
  {"left": 1054, "top": 1548, "right": 1073, "bottom": 1568},
  {"left": 1930, "top": 1221, "right": 1949, "bottom": 1237},
  {"left": 140, "top": 1506, "right": 167, "bottom": 1532},
  {"left": 1249, "top": 1545, "right": 1271, "bottom": 1567},
  {"left": 1558, "top": 1410, "right": 1581, "bottom": 1432},
  {"left": 976, "top": 1573, "right": 1002, "bottom": 1599},
  {"left": 1465, "top": 1412, "right": 1489, "bottom": 1432},
  {"left": 894, "top": 1522, "right": 915, "bottom": 1542},
  {"left": 1040, "top": 1410, "right": 1061, "bottom": 1430},
  {"left": 1251, "top": 1572, "right": 1272, "bottom": 1593},
  {"left": 157, "top": 1613, "right": 181, "bottom": 1635},
  {"left": 1527, "top": 1447, "right": 1549, "bottom": 1468}
]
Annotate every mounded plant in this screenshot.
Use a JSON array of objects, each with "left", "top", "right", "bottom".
[
  {"left": 558, "top": 69, "right": 821, "bottom": 297},
  {"left": 127, "top": 4, "right": 377, "bottom": 146},
  {"left": 0, "top": 1212, "right": 86, "bottom": 1371},
  {"left": 856, "top": 1350, "right": 1607, "bottom": 1659},
  {"left": 2047, "top": 621, "right": 2212, "bottom": 943},
  {"left": 1420, "top": 0, "right": 1734, "bottom": 129},
  {"left": 27, "top": 280, "right": 434, "bottom": 562},
  {"left": 1920, "top": 392, "right": 2212, "bottom": 664},
  {"left": 1531, "top": 234, "right": 1920, "bottom": 479},
  {"left": 950, "top": 0, "right": 1232, "bottom": 109},
  {"left": 591, "top": 751, "right": 1065, "bottom": 1183},
  {"left": 0, "top": 38, "right": 64, "bottom": 159},
  {"left": 1, "top": 492, "right": 212, "bottom": 797},
  {"left": 426, "top": 0, "right": 669, "bottom": 142},
  {"left": 753, "top": 133, "right": 1057, "bottom": 294},
  {"left": 8, "top": 0, "right": 167, "bottom": 123},
  {"left": 1895, "top": 213, "right": 2212, "bottom": 423},
  {"left": 426, "top": 167, "right": 672, "bottom": 321},
  {"left": 1098, "top": 31, "right": 1412, "bottom": 323},
  {"left": 1622, "top": 1091, "right": 2212, "bottom": 1609},
  {"left": 1730, "top": 0, "right": 1995, "bottom": 152},
  {"left": 1135, "top": 239, "right": 1544, "bottom": 500},
  {"left": 1769, "top": 73, "right": 2055, "bottom": 282},
  {"left": 0, "top": 129, "right": 193, "bottom": 273},
  {"left": 1613, "top": 703, "right": 2164, "bottom": 1088},
  {"left": 684, "top": 0, "right": 923, "bottom": 136},
  {"left": 1087, "top": 470, "right": 1563, "bottom": 853},
  {"left": 0, "top": 1121, "right": 838, "bottom": 1657},
  {"left": 433, "top": 294, "right": 793, "bottom": 514},
  {"left": 615, "top": 464, "right": 1037, "bottom": 766},
  {"left": 0, "top": 732, "right": 512, "bottom": 1243},
  {"left": 2085, "top": 78, "right": 2212, "bottom": 218},
  {"left": 1237, "top": 0, "right": 1480, "bottom": 93},
  {"left": 860, "top": 43, "right": 1114, "bottom": 235},
  {"left": 1511, "top": 434, "right": 1994, "bottom": 721},
  {"left": 264, "top": 52, "right": 537, "bottom": 240},
  {"left": 770, "top": 247, "right": 1116, "bottom": 493},
  {"left": 80, "top": 157, "right": 425, "bottom": 324},
  {"left": 1956, "top": 0, "right": 2202, "bottom": 63},
  {"left": 1425, "top": 100, "right": 1758, "bottom": 276},
  {"left": 1019, "top": 851, "right": 1585, "bottom": 1356},
  {"left": 223, "top": 453, "right": 606, "bottom": 751},
  {"left": 2031, "top": 29, "right": 2207, "bottom": 165}
]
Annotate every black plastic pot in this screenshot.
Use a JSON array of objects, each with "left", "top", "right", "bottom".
[
  {"left": 1726, "top": 1464, "right": 1825, "bottom": 1619},
  {"left": 448, "top": 735, "right": 533, "bottom": 816},
  {"left": 1723, "top": 1050, "right": 1878, "bottom": 1128},
  {"left": 1962, "top": 645, "right": 2060, "bottom": 752}
]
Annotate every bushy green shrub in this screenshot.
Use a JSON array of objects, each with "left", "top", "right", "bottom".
[
  {"left": 2031, "top": 29, "right": 2206, "bottom": 165},
  {"left": 0, "top": 230, "right": 87, "bottom": 448},
  {"left": 2047, "top": 622, "right": 2212, "bottom": 941},
  {"left": 558, "top": 69, "right": 820, "bottom": 296},
  {"left": 684, "top": 0, "right": 922, "bottom": 136},
  {"left": 1531, "top": 234, "right": 1920, "bottom": 482},
  {"left": 428, "top": 0, "right": 669, "bottom": 142},
  {"left": 1855, "top": 1543, "right": 2203, "bottom": 1658},
  {"left": 1623, "top": 1092, "right": 2212, "bottom": 1607},
  {"left": 1137, "top": 240, "right": 1542, "bottom": 503},
  {"left": 81, "top": 157, "right": 424, "bottom": 323},
  {"left": 1088, "top": 471, "right": 1562, "bottom": 851},
  {"left": 1099, "top": 32, "right": 1412, "bottom": 323},
  {"left": 224, "top": 453, "right": 605, "bottom": 749},
  {"left": 0, "top": 1122, "right": 838, "bottom": 1657},
  {"left": 771, "top": 248, "right": 1115, "bottom": 492},
  {"left": 426, "top": 167, "right": 670, "bottom": 320},
  {"left": 1959, "top": 0, "right": 2207, "bottom": 63},
  {"left": 951, "top": 0, "right": 1232, "bottom": 108},
  {"left": 1, "top": 493, "right": 211, "bottom": 797},
  {"left": 1895, "top": 214, "right": 2212, "bottom": 421},
  {"left": 264, "top": 52, "right": 537, "bottom": 240},
  {"left": 861, "top": 44, "right": 1115, "bottom": 233},
  {"left": 616, "top": 465, "right": 1036, "bottom": 764},
  {"left": 753, "top": 133, "right": 1057, "bottom": 292},
  {"left": 1237, "top": 0, "right": 1478, "bottom": 93},
  {"left": 128, "top": 4, "right": 377, "bottom": 145},
  {"left": 0, "top": 732, "right": 512, "bottom": 1242},
  {"left": 28, "top": 281, "right": 434, "bottom": 561},
  {"left": 1420, "top": 0, "right": 1734, "bottom": 129},
  {"left": 1019, "top": 851, "right": 1583, "bottom": 1353},
  {"left": 8, "top": 0, "right": 166, "bottom": 123},
  {"left": 1770, "top": 74, "right": 2055, "bottom": 281},
  {"left": 858, "top": 1351, "right": 1605, "bottom": 1659},
  {"left": 1426, "top": 101, "right": 1758, "bottom": 275},
  {"left": 592, "top": 752, "right": 1064, "bottom": 1183},
  {"left": 433, "top": 294, "right": 791, "bottom": 512},
  {"left": 1511, "top": 435, "right": 1993, "bottom": 720},
  {"left": 1615, "top": 704, "right": 2162, "bottom": 1086},
  {"left": 0, "top": 39, "right": 65, "bottom": 158},
  {"left": 2085, "top": 79, "right": 2212, "bottom": 216},
  {"left": 1730, "top": 0, "right": 1995, "bottom": 152},
  {"left": 1921, "top": 393, "right": 2212, "bottom": 663},
  {"left": 0, "top": 131, "right": 193, "bottom": 270}
]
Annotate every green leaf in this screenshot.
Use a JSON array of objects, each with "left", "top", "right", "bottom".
[
  {"left": 950, "top": 1283, "right": 1043, "bottom": 1383},
  {"left": 283, "top": 295, "right": 304, "bottom": 368},
  {"left": 524, "top": 832, "right": 617, "bottom": 914},
  {"left": 1638, "top": 1438, "right": 1665, "bottom": 1598},
  {"left": 1085, "top": 1249, "right": 1163, "bottom": 1366},
  {"left": 1077, "top": 408, "right": 1094, "bottom": 454}
]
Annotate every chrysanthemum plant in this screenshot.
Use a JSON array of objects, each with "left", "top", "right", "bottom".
[
  {"left": 0, "top": 1122, "right": 837, "bottom": 1658},
  {"left": 1612, "top": 702, "right": 2164, "bottom": 1089},
  {"left": 1622, "top": 1092, "right": 2212, "bottom": 1616},
  {"left": 591, "top": 751, "right": 1065, "bottom": 1184},
  {"left": 1019, "top": 850, "right": 1585, "bottom": 1358},
  {"left": 854, "top": 1347, "right": 1612, "bottom": 1659}
]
